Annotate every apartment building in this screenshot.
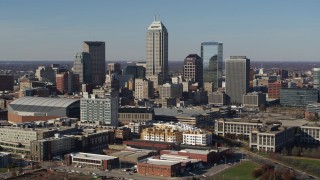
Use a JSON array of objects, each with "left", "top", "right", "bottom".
[
  {"left": 182, "top": 130, "right": 212, "bottom": 146},
  {"left": 141, "top": 126, "right": 183, "bottom": 144}
]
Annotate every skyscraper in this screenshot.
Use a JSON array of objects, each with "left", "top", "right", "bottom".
[
  {"left": 201, "top": 42, "right": 223, "bottom": 90},
  {"left": 225, "top": 56, "right": 250, "bottom": 105},
  {"left": 73, "top": 52, "right": 91, "bottom": 84},
  {"left": 312, "top": 68, "right": 320, "bottom": 89},
  {"left": 183, "top": 54, "right": 203, "bottom": 87},
  {"left": 146, "top": 17, "right": 168, "bottom": 88},
  {"left": 83, "top": 41, "right": 106, "bottom": 85}
]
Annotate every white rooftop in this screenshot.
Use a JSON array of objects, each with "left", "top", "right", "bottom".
[
  {"left": 71, "top": 152, "right": 117, "bottom": 161},
  {"left": 145, "top": 159, "right": 180, "bottom": 166},
  {"left": 148, "top": 18, "right": 167, "bottom": 31}
]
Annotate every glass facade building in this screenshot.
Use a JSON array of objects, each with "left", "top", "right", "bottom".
[
  {"left": 200, "top": 42, "right": 223, "bottom": 90},
  {"left": 280, "top": 88, "right": 319, "bottom": 107}
]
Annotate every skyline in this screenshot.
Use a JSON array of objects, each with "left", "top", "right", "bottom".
[{"left": 0, "top": 0, "right": 319, "bottom": 62}]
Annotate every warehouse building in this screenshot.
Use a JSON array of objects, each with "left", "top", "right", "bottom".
[{"left": 137, "top": 159, "right": 181, "bottom": 177}]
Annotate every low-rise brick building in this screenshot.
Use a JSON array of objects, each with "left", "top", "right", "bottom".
[{"left": 137, "top": 159, "right": 181, "bottom": 177}]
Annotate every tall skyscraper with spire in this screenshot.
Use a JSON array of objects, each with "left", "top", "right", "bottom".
[{"left": 146, "top": 17, "right": 168, "bottom": 90}]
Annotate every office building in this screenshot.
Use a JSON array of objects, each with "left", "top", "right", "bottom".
[
  {"left": 8, "top": 97, "right": 80, "bottom": 123},
  {"left": 56, "top": 71, "right": 79, "bottom": 94},
  {"left": 215, "top": 118, "right": 264, "bottom": 137},
  {"left": 158, "top": 83, "right": 181, "bottom": 99},
  {"left": 300, "top": 123, "right": 320, "bottom": 145},
  {"left": 225, "top": 56, "right": 250, "bottom": 104},
  {"left": 249, "top": 125, "right": 296, "bottom": 152},
  {"left": 73, "top": 52, "right": 91, "bottom": 84},
  {"left": 118, "top": 107, "right": 154, "bottom": 124},
  {"left": 30, "top": 135, "right": 76, "bottom": 161},
  {"left": 201, "top": 41, "right": 223, "bottom": 89},
  {"left": 134, "top": 78, "right": 153, "bottom": 99},
  {"left": 312, "top": 68, "right": 320, "bottom": 89},
  {"left": 125, "top": 65, "right": 146, "bottom": 79},
  {"left": 0, "top": 127, "right": 56, "bottom": 153},
  {"left": 208, "top": 91, "right": 226, "bottom": 106},
  {"left": 268, "top": 81, "right": 282, "bottom": 99},
  {"left": 80, "top": 94, "right": 118, "bottom": 126},
  {"left": 83, "top": 41, "right": 105, "bottom": 85},
  {"left": 183, "top": 54, "right": 203, "bottom": 86},
  {"left": 243, "top": 92, "right": 266, "bottom": 107},
  {"left": 35, "top": 66, "right": 56, "bottom": 83},
  {"left": 107, "top": 63, "right": 122, "bottom": 75},
  {"left": 146, "top": 17, "right": 168, "bottom": 86},
  {"left": 0, "top": 75, "right": 14, "bottom": 91},
  {"left": 65, "top": 152, "right": 119, "bottom": 170},
  {"left": 280, "top": 88, "right": 319, "bottom": 107}
]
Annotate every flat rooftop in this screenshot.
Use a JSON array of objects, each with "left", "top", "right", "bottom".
[
  {"left": 154, "top": 107, "right": 213, "bottom": 118},
  {"left": 71, "top": 152, "right": 117, "bottom": 161},
  {"left": 180, "top": 149, "right": 217, "bottom": 155},
  {"left": 145, "top": 159, "right": 180, "bottom": 166}
]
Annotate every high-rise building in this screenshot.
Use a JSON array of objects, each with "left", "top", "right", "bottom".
[
  {"left": 56, "top": 71, "right": 79, "bottom": 94},
  {"left": 80, "top": 94, "right": 118, "bottom": 126},
  {"left": 134, "top": 78, "right": 153, "bottom": 100},
  {"left": 35, "top": 66, "right": 56, "bottom": 83},
  {"left": 183, "top": 54, "right": 203, "bottom": 87},
  {"left": 107, "top": 63, "right": 122, "bottom": 75},
  {"left": 225, "top": 56, "right": 250, "bottom": 104},
  {"left": 73, "top": 52, "right": 91, "bottom": 84},
  {"left": 125, "top": 65, "right": 146, "bottom": 79},
  {"left": 146, "top": 17, "right": 168, "bottom": 86},
  {"left": 312, "top": 68, "right": 320, "bottom": 89},
  {"left": 201, "top": 41, "right": 223, "bottom": 90},
  {"left": 83, "top": 41, "right": 106, "bottom": 85},
  {"left": 0, "top": 75, "right": 14, "bottom": 91}
]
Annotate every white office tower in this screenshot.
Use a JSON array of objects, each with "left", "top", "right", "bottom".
[{"left": 146, "top": 17, "right": 169, "bottom": 89}]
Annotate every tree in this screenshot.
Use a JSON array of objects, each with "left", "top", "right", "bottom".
[
  {"left": 281, "top": 147, "right": 289, "bottom": 156},
  {"left": 291, "top": 146, "right": 300, "bottom": 156},
  {"left": 252, "top": 168, "right": 263, "bottom": 178}
]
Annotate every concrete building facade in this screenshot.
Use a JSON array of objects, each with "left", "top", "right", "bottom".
[
  {"left": 225, "top": 56, "right": 250, "bottom": 105},
  {"left": 80, "top": 95, "right": 118, "bottom": 126},
  {"left": 146, "top": 18, "right": 169, "bottom": 86}
]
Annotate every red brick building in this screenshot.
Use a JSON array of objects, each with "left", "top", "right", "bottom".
[
  {"left": 268, "top": 81, "right": 282, "bottom": 99},
  {"left": 65, "top": 152, "right": 119, "bottom": 170},
  {"left": 137, "top": 159, "right": 181, "bottom": 177},
  {"left": 160, "top": 149, "right": 221, "bottom": 164}
]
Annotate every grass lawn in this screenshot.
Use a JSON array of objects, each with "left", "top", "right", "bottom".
[
  {"left": 213, "top": 161, "right": 259, "bottom": 180},
  {"left": 287, "top": 156, "right": 320, "bottom": 168},
  {"left": 0, "top": 168, "right": 9, "bottom": 173}
]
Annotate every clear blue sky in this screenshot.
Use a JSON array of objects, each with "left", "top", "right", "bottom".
[{"left": 0, "top": 0, "right": 319, "bottom": 61}]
